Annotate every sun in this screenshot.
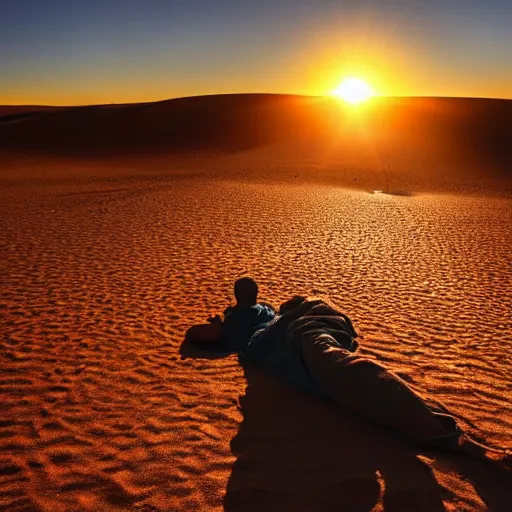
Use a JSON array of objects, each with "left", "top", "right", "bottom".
[{"left": 331, "top": 77, "right": 374, "bottom": 104}]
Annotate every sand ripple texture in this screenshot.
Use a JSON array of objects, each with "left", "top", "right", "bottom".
[{"left": 1, "top": 178, "right": 511, "bottom": 511}]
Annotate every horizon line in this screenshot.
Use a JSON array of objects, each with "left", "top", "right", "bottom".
[{"left": 1, "top": 92, "right": 511, "bottom": 109}]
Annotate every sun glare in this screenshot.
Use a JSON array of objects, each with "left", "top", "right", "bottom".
[{"left": 331, "top": 78, "right": 374, "bottom": 104}]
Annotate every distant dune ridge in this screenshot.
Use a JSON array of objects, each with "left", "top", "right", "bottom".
[{"left": 0, "top": 94, "right": 511, "bottom": 193}]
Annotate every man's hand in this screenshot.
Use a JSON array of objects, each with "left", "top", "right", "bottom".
[{"left": 207, "top": 314, "right": 222, "bottom": 324}]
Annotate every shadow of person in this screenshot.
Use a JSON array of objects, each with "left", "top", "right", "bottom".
[
  {"left": 179, "top": 336, "right": 233, "bottom": 360},
  {"left": 224, "top": 365, "right": 449, "bottom": 512},
  {"left": 427, "top": 449, "right": 512, "bottom": 512}
]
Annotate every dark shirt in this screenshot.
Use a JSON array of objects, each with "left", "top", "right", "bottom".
[
  {"left": 222, "top": 303, "right": 276, "bottom": 352},
  {"left": 239, "top": 300, "right": 358, "bottom": 395}
]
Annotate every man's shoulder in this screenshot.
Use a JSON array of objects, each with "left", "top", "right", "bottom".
[
  {"left": 257, "top": 302, "right": 276, "bottom": 312},
  {"left": 255, "top": 303, "right": 276, "bottom": 322},
  {"left": 224, "top": 303, "right": 275, "bottom": 320},
  {"left": 223, "top": 304, "right": 251, "bottom": 320}
]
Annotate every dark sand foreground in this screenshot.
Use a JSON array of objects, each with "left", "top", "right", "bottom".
[{"left": 1, "top": 95, "right": 511, "bottom": 511}]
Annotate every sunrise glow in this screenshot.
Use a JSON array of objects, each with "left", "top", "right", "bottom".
[{"left": 331, "top": 78, "right": 374, "bottom": 104}]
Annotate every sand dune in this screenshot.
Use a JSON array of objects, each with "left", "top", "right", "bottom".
[
  {"left": 0, "top": 106, "right": 64, "bottom": 126},
  {"left": 1, "top": 94, "right": 511, "bottom": 192},
  {"left": 1, "top": 171, "right": 511, "bottom": 510}
]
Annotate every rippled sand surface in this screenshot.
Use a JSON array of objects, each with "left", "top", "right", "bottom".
[{"left": 1, "top": 175, "right": 511, "bottom": 511}]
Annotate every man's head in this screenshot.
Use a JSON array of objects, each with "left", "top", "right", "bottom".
[{"left": 234, "top": 277, "right": 258, "bottom": 306}]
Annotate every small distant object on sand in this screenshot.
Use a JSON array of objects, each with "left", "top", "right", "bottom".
[{"left": 372, "top": 189, "right": 413, "bottom": 197}]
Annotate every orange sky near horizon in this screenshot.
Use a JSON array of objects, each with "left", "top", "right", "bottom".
[{"left": 2, "top": 1, "right": 511, "bottom": 106}]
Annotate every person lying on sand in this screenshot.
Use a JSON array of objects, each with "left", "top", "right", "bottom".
[
  {"left": 185, "top": 277, "right": 275, "bottom": 352},
  {"left": 239, "top": 296, "right": 511, "bottom": 469}
]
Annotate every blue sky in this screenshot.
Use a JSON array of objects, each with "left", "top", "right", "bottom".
[{"left": 1, "top": 0, "right": 511, "bottom": 104}]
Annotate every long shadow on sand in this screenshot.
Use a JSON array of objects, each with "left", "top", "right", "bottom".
[
  {"left": 224, "top": 365, "right": 448, "bottom": 512},
  {"left": 178, "top": 337, "right": 233, "bottom": 360},
  {"left": 224, "top": 365, "right": 512, "bottom": 512},
  {"left": 178, "top": 340, "right": 512, "bottom": 511}
]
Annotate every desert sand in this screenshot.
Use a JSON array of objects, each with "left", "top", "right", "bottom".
[{"left": 1, "top": 95, "right": 511, "bottom": 511}]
